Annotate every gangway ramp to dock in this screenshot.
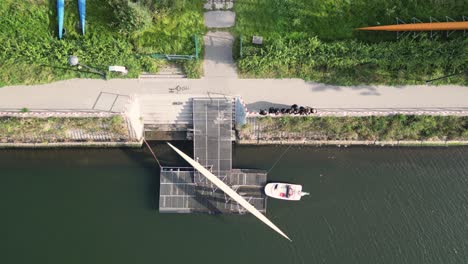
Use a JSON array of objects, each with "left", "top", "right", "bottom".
[{"left": 192, "top": 98, "right": 233, "bottom": 183}]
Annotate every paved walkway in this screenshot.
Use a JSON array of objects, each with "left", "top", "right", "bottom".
[
  {"left": 1, "top": 78, "right": 468, "bottom": 115},
  {"left": 204, "top": 11, "right": 236, "bottom": 28},
  {"left": 203, "top": 31, "right": 238, "bottom": 78},
  {"left": 203, "top": 1, "right": 237, "bottom": 78}
]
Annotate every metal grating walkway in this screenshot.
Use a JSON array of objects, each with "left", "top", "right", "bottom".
[
  {"left": 159, "top": 168, "right": 267, "bottom": 214},
  {"left": 192, "top": 98, "right": 232, "bottom": 184}
]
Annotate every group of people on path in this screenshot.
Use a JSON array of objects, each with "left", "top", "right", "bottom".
[{"left": 259, "top": 104, "right": 317, "bottom": 116}]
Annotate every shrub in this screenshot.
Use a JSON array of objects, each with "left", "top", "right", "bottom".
[
  {"left": 181, "top": 60, "right": 202, "bottom": 78},
  {"left": 108, "top": 0, "right": 153, "bottom": 34}
]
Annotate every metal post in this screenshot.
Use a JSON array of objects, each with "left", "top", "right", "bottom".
[
  {"left": 429, "top": 16, "right": 439, "bottom": 38},
  {"left": 240, "top": 34, "right": 243, "bottom": 58},
  {"left": 396, "top": 17, "right": 400, "bottom": 39},
  {"left": 425, "top": 71, "right": 464, "bottom": 85},
  {"left": 411, "top": 17, "right": 423, "bottom": 38},
  {"left": 68, "top": 55, "right": 106, "bottom": 79},
  {"left": 80, "top": 63, "right": 106, "bottom": 79},
  {"left": 194, "top": 35, "right": 199, "bottom": 60},
  {"left": 446, "top": 16, "right": 456, "bottom": 37},
  {"left": 396, "top": 18, "right": 409, "bottom": 39},
  {"left": 464, "top": 16, "right": 467, "bottom": 36}
]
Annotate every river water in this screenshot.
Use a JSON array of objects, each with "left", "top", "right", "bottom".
[{"left": 1, "top": 144, "right": 467, "bottom": 264}]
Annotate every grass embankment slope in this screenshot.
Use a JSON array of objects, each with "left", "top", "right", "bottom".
[
  {"left": 235, "top": 0, "right": 468, "bottom": 85},
  {"left": 0, "top": 0, "right": 205, "bottom": 87},
  {"left": 0, "top": 115, "right": 130, "bottom": 143},
  {"left": 242, "top": 115, "right": 468, "bottom": 142}
]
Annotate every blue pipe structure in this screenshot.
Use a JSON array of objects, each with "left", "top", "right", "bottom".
[
  {"left": 78, "top": 0, "right": 86, "bottom": 35},
  {"left": 57, "top": 0, "right": 64, "bottom": 39}
]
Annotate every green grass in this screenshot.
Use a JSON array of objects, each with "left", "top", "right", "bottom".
[
  {"left": 238, "top": 36, "right": 468, "bottom": 85},
  {"left": 234, "top": 0, "right": 467, "bottom": 85},
  {"left": 133, "top": 8, "right": 205, "bottom": 54},
  {"left": 235, "top": 0, "right": 464, "bottom": 41},
  {"left": 243, "top": 115, "right": 468, "bottom": 141},
  {"left": 0, "top": 0, "right": 205, "bottom": 87},
  {"left": 0, "top": 116, "right": 129, "bottom": 142}
]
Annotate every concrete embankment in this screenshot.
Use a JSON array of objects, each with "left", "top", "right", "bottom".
[
  {"left": 237, "top": 139, "right": 468, "bottom": 147},
  {"left": 0, "top": 141, "right": 143, "bottom": 148}
]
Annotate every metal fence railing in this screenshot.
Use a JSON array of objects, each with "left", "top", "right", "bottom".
[{"left": 145, "top": 35, "right": 200, "bottom": 61}]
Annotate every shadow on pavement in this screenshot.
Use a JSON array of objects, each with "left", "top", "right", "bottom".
[{"left": 307, "top": 81, "right": 382, "bottom": 96}]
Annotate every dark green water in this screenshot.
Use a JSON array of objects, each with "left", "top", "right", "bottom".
[{"left": 1, "top": 144, "right": 468, "bottom": 264}]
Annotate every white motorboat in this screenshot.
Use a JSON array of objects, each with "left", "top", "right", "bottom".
[{"left": 264, "top": 183, "right": 309, "bottom": 201}]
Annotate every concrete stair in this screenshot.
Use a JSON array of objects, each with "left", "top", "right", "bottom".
[
  {"left": 139, "top": 94, "right": 193, "bottom": 127},
  {"left": 139, "top": 94, "right": 237, "bottom": 139},
  {"left": 139, "top": 65, "right": 186, "bottom": 79},
  {"left": 204, "top": 0, "right": 234, "bottom": 10}
]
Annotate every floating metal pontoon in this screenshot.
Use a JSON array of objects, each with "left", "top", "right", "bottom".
[{"left": 159, "top": 98, "right": 267, "bottom": 214}]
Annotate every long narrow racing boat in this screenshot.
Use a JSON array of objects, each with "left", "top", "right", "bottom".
[
  {"left": 57, "top": 0, "right": 64, "bottom": 39},
  {"left": 167, "top": 143, "right": 292, "bottom": 241},
  {"left": 78, "top": 0, "right": 86, "bottom": 35},
  {"left": 358, "top": 21, "right": 468, "bottom": 31}
]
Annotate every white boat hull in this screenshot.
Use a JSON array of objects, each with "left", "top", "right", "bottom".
[{"left": 264, "top": 183, "right": 308, "bottom": 201}]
